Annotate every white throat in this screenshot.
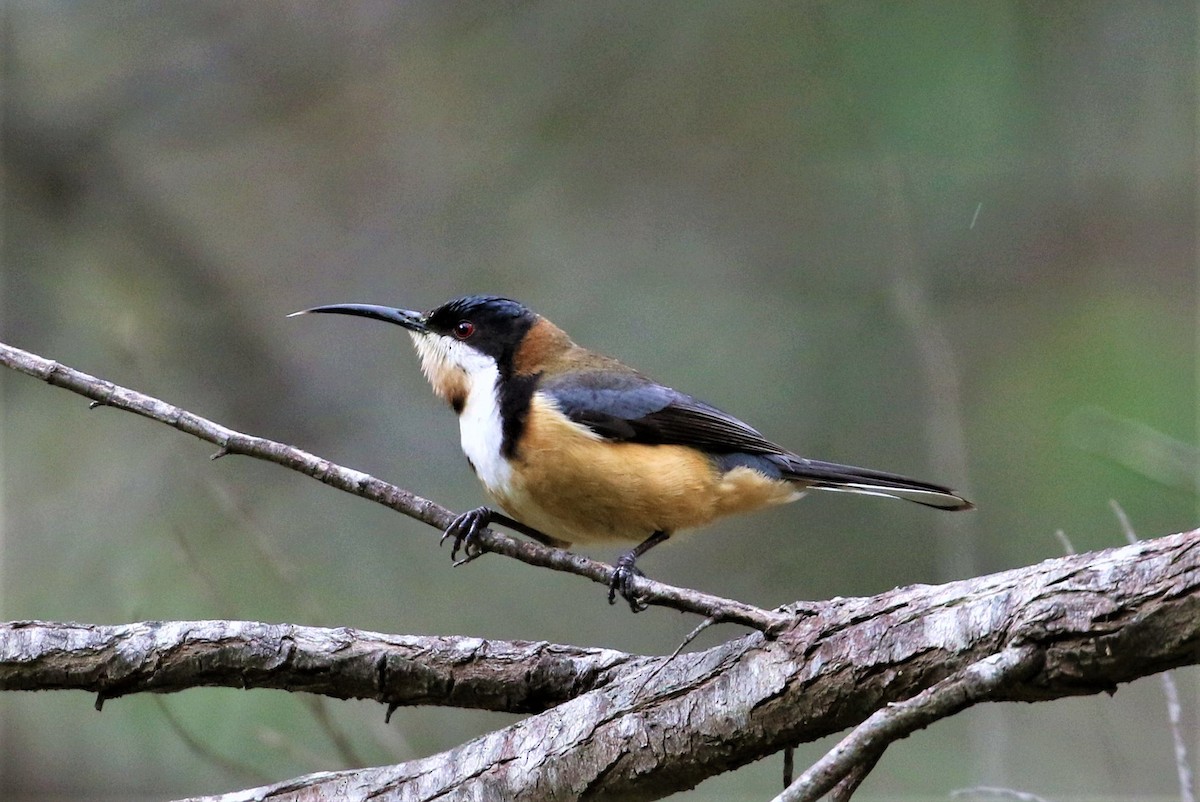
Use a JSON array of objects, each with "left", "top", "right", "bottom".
[
  {"left": 408, "top": 331, "right": 513, "bottom": 494},
  {"left": 457, "top": 361, "right": 512, "bottom": 493}
]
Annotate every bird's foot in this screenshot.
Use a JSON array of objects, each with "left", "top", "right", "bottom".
[
  {"left": 608, "top": 552, "right": 649, "bottom": 613},
  {"left": 441, "top": 506, "right": 493, "bottom": 566}
]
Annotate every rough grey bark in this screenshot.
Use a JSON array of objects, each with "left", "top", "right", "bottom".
[
  {"left": 184, "top": 529, "right": 1197, "bottom": 801},
  {"left": 0, "top": 621, "right": 635, "bottom": 713},
  {"left": 2, "top": 530, "right": 1197, "bottom": 800}
]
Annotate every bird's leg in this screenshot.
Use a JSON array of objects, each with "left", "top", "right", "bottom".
[
  {"left": 490, "top": 511, "right": 568, "bottom": 548},
  {"left": 442, "top": 506, "right": 563, "bottom": 565},
  {"left": 609, "top": 530, "right": 671, "bottom": 612}
]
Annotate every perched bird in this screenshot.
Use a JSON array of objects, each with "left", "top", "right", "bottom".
[{"left": 293, "top": 295, "right": 971, "bottom": 610}]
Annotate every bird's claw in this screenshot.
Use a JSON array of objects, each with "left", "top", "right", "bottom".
[
  {"left": 608, "top": 557, "right": 649, "bottom": 613},
  {"left": 442, "top": 506, "right": 492, "bottom": 564}
]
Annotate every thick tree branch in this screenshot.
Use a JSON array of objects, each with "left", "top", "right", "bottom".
[
  {"left": 0, "top": 340, "right": 789, "bottom": 633},
  {"left": 0, "top": 620, "right": 636, "bottom": 713},
  {"left": 3, "top": 529, "right": 1199, "bottom": 800},
  {"left": 156, "top": 527, "right": 1200, "bottom": 801}
]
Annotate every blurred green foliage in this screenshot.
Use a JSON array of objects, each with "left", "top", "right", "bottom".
[{"left": 1, "top": 2, "right": 1195, "bottom": 799}]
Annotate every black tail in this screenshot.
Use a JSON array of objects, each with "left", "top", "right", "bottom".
[{"left": 780, "top": 457, "right": 972, "bottom": 510}]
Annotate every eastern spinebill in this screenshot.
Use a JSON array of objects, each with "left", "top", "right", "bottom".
[{"left": 292, "top": 295, "right": 971, "bottom": 611}]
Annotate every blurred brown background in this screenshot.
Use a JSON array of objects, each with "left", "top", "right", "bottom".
[{"left": 1, "top": 2, "right": 1195, "bottom": 799}]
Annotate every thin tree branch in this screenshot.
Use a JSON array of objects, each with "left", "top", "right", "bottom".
[
  {"left": 0, "top": 340, "right": 791, "bottom": 633},
  {"left": 949, "top": 788, "right": 1053, "bottom": 802},
  {"left": 828, "top": 753, "right": 881, "bottom": 802},
  {"left": 774, "top": 645, "right": 1042, "bottom": 802},
  {"left": 1159, "top": 670, "right": 1195, "bottom": 802}
]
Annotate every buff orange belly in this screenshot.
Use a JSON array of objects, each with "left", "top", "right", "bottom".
[{"left": 486, "top": 396, "right": 803, "bottom": 546}]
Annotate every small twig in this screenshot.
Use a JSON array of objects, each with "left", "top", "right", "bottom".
[
  {"left": 1052, "top": 529, "right": 1076, "bottom": 555},
  {"left": 829, "top": 752, "right": 881, "bottom": 802},
  {"left": 632, "top": 616, "right": 718, "bottom": 701},
  {"left": 0, "top": 340, "right": 792, "bottom": 633},
  {"left": 1158, "top": 670, "right": 1195, "bottom": 802},
  {"left": 969, "top": 201, "right": 983, "bottom": 229},
  {"left": 1109, "top": 499, "right": 1139, "bottom": 546},
  {"left": 949, "top": 787, "right": 1052, "bottom": 802},
  {"left": 774, "top": 645, "right": 1042, "bottom": 802}
]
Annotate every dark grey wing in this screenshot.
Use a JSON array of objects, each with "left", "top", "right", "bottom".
[{"left": 538, "top": 370, "right": 786, "bottom": 455}]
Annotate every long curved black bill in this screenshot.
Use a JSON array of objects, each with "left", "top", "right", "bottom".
[{"left": 288, "top": 303, "right": 427, "bottom": 333}]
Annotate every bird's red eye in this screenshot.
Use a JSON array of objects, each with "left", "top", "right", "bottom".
[{"left": 452, "top": 320, "right": 475, "bottom": 340}]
